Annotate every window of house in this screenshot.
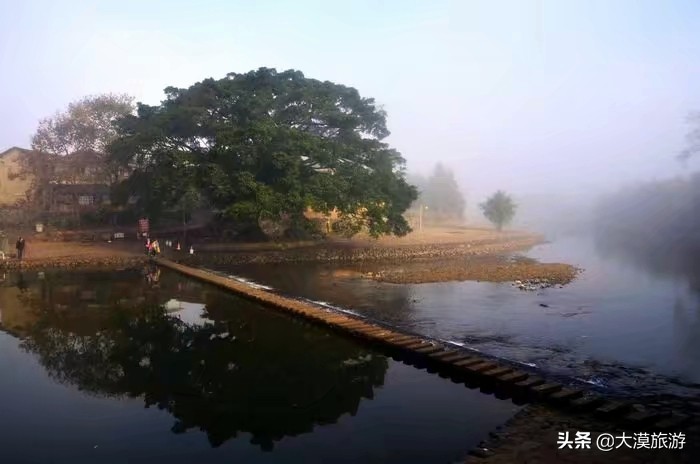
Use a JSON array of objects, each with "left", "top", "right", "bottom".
[{"left": 78, "top": 195, "right": 94, "bottom": 205}]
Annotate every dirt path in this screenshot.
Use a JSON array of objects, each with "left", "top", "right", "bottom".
[
  {"left": 22, "top": 241, "right": 138, "bottom": 260},
  {"left": 1, "top": 241, "right": 145, "bottom": 270},
  {"left": 194, "top": 227, "right": 536, "bottom": 251},
  {"left": 336, "top": 226, "right": 534, "bottom": 247}
]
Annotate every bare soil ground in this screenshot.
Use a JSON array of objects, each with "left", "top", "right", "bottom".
[
  {"left": 195, "top": 226, "right": 535, "bottom": 252},
  {"left": 0, "top": 240, "right": 145, "bottom": 270},
  {"left": 339, "top": 226, "right": 533, "bottom": 247},
  {"left": 20, "top": 241, "right": 138, "bottom": 260}
]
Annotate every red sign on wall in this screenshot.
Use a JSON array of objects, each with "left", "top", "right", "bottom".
[{"left": 138, "top": 218, "right": 150, "bottom": 236}]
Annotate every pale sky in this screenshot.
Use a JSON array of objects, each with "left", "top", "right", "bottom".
[{"left": 2, "top": 0, "right": 699, "bottom": 202}]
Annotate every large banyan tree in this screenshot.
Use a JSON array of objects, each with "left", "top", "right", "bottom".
[{"left": 109, "top": 68, "right": 417, "bottom": 237}]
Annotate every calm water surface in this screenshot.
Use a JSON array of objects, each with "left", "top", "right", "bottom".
[
  {"left": 211, "top": 235, "right": 700, "bottom": 398},
  {"left": 0, "top": 269, "right": 518, "bottom": 464}
]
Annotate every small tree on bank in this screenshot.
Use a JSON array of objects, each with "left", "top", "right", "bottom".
[{"left": 480, "top": 190, "right": 516, "bottom": 231}]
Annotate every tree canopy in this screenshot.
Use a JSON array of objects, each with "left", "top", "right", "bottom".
[
  {"left": 32, "top": 93, "right": 135, "bottom": 156},
  {"left": 480, "top": 190, "right": 516, "bottom": 231},
  {"left": 109, "top": 68, "right": 417, "bottom": 237}
]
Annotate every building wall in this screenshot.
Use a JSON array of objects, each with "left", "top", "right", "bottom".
[
  {"left": 0, "top": 147, "right": 116, "bottom": 215},
  {"left": 0, "top": 148, "right": 34, "bottom": 207},
  {"left": 304, "top": 207, "right": 339, "bottom": 221},
  {"left": 49, "top": 185, "right": 111, "bottom": 213}
]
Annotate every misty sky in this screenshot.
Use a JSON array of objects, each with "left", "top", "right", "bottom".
[{"left": 2, "top": 0, "right": 699, "bottom": 202}]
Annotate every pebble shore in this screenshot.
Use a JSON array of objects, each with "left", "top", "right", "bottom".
[
  {"left": 357, "top": 256, "right": 579, "bottom": 285},
  {"left": 0, "top": 255, "right": 148, "bottom": 271},
  {"left": 176, "top": 236, "right": 545, "bottom": 267}
]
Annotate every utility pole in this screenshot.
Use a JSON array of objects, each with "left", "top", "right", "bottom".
[{"left": 419, "top": 205, "right": 428, "bottom": 232}]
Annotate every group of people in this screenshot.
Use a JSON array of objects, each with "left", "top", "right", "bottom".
[
  {"left": 144, "top": 237, "right": 195, "bottom": 257},
  {"left": 144, "top": 264, "right": 161, "bottom": 285},
  {"left": 145, "top": 237, "right": 163, "bottom": 256}
]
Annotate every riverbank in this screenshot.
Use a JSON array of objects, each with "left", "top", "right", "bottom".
[
  {"left": 350, "top": 255, "right": 580, "bottom": 285},
  {"left": 196, "top": 226, "right": 538, "bottom": 251},
  {"left": 0, "top": 241, "right": 147, "bottom": 270},
  {"left": 184, "top": 228, "right": 580, "bottom": 286},
  {"left": 466, "top": 404, "right": 699, "bottom": 463},
  {"left": 180, "top": 230, "right": 548, "bottom": 266},
  {"left": 0, "top": 228, "right": 571, "bottom": 284}
]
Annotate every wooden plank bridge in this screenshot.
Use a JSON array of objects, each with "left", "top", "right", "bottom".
[{"left": 155, "top": 257, "right": 694, "bottom": 434}]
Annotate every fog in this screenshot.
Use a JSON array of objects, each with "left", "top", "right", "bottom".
[{"left": 1, "top": 0, "right": 699, "bottom": 235}]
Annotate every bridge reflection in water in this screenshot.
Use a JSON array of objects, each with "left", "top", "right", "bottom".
[{"left": 0, "top": 268, "right": 517, "bottom": 464}]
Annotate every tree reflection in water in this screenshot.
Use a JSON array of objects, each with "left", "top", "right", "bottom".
[{"left": 15, "top": 275, "right": 388, "bottom": 451}]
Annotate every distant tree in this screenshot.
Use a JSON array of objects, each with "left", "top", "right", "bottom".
[
  {"left": 406, "top": 164, "right": 465, "bottom": 223},
  {"left": 27, "top": 94, "right": 135, "bottom": 210},
  {"left": 480, "top": 190, "right": 516, "bottom": 231},
  {"left": 32, "top": 93, "right": 135, "bottom": 156},
  {"left": 109, "top": 68, "right": 417, "bottom": 237},
  {"left": 424, "top": 163, "right": 466, "bottom": 219},
  {"left": 679, "top": 112, "right": 700, "bottom": 161}
]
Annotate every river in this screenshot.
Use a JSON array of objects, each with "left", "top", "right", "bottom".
[
  {"left": 0, "top": 269, "right": 518, "bottom": 464},
  {"left": 209, "top": 234, "right": 700, "bottom": 399}
]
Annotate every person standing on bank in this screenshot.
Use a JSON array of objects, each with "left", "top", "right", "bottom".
[{"left": 15, "top": 237, "right": 25, "bottom": 261}]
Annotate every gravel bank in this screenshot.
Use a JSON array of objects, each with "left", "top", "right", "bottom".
[
  {"left": 357, "top": 255, "right": 580, "bottom": 285},
  {"left": 175, "top": 235, "right": 545, "bottom": 267},
  {"left": 0, "top": 256, "right": 147, "bottom": 271}
]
